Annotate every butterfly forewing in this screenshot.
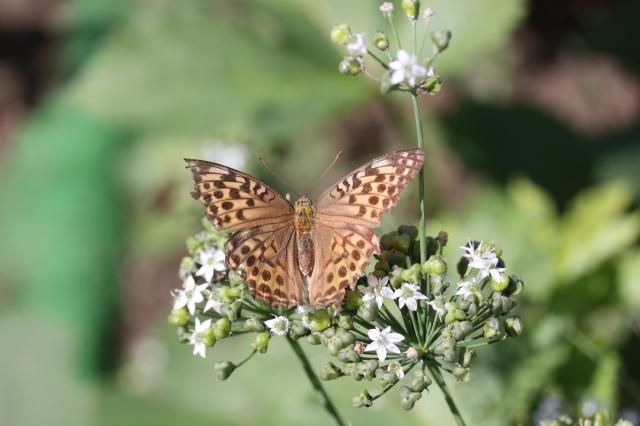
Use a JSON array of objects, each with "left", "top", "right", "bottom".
[
  {"left": 309, "top": 149, "right": 424, "bottom": 304},
  {"left": 186, "top": 159, "right": 303, "bottom": 307}
]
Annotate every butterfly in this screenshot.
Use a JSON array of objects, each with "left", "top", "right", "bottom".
[{"left": 185, "top": 149, "right": 424, "bottom": 307}]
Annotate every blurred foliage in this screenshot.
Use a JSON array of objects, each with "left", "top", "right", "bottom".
[{"left": 1, "top": 0, "right": 639, "bottom": 425}]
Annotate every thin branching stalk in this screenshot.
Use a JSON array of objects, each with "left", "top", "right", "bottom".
[{"left": 426, "top": 361, "right": 468, "bottom": 426}]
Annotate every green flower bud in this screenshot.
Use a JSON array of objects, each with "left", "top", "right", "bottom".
[
  {"left": 461, "top": 349, "right": 475, "bottom": 367},
  {"left": 352, "top": 390, "right": 373, "bottom": 408},
  {"left": 176, "top": 326, "right": 190, "bottom": 343},
  {"left": 168, "top": 308, "right": 190, "bottom": 327},
  {"left": 225, "top": 300, "right": 242, "bottom": 321},
  {"left": 345, "top": 289, "right": 363, "bottom": 310},
  {"left": 426, "top": 236, "right": 439, "bottom": 257},
  {"left": 505, "top": 275, "right": 524, "bottom": 296},
  {"left": 327, "top": 338, "right": 341, "bottom": 356},
  {"left": 213, "top": 318, "right": 232, "bottom": 339},
  {"left": 421, "top": 75, "right": 442, "bottom": 94},
  {"left": 398, "top": 224, "right": 418, "bottom": 239},
  {"left": 203, "top": 328, "right": 217, "bottom": 348},
  {"left": 434, "top": 337, "right": 457, "bottom": 362},
  {"left": 339, "top": 56, "right": 363, "bottom": 76},
  {"left": 401, "top": 0, "right": 420, "bottom": 21},
  {"left": 342, "top": 362, "right": 357, "bottom": 375},
  {"left": 373, "top": 31, "right": 390, "bottom": 51},
  {"left": 378, "top": 371, "right": 398, "bottom": 387},
  {"left": 228, "top": 270, "right": 244, "bottom": 287},
  {"left": 430, "top": 274, "right": 449, "bottom": 295},
  {"left": 337, "top": 346, "right": 360, "bottom": 363},
  {"left": 423, "top": 256, "right": 447, "bottom": 275},
  {"left": 252, "top": 332, "right": 270, "bottom": 353},
  {"left": 409, "top": 369, "right": 431, "bottom": 392},
  {"left": 387, "top": 250, "right": 407, "bottom": 270},
  {"left": 358, "top": 301, "right": 379, "bottom": 321},
  {"left": 431, "top": 30, "right": 452, "bottom": 53},
  {"left": 306, "top": 333, "right": 322, "bottom": 345},
  {"left": 491, "top": 294, "right": 514, "bottom": 314},
  {"left": 400, "top": 390, "right": 422, "bottom": 410},
  {"left": 505, "top": 317, "right": 523, "bottom": 337},
  {"left": 289, "top": 322, "right": 308, "bottom": 339},
  {"left": 309, "top": 308, "right": 331, "bottom": 332},
  {"left": 243, "top": 317, "right": 264, "bottom": 332},
  {"left": 399, "top": 385, "right": 413, "bottom": 398},
  {"left": 331, "top": 24, "right": 352, "bottom": 45},
  {"left": 337, "top": 312, "right": 354, "bottom": 330},
  {"left": 392, "top": 234, "right": 412, "bottom": 253},
  {"left": 490, "top": 273, "right": 510, "bottom": 292},
  {"left": 452, "top": 366, "right": 470, "bottom": 382},
  {"left": 374, "top": 260, "right": 390, "bottom": 272},
  {"left": 483, "top": 317, "right": 501, "bottom": 338},
  {"left": 451, "top": 320, "right": 473, "bottom": 341},
  {"left": 336, "top": 329, "right": 356, "bottom": 347},
  {"left": 214, "top": 361, "right": 236, "bottom": 381},
  {"left": 445, "top": 302, "right": 466, "bottom": 324},
  {"left": 457, "top": 256, "right": 469, "bottom": 278},
  {"left": 380, "top": 231, "right": 398, "bottom": 250},
  {"left": 484, "top": 242, "right": 502, "bottom": 257},
  {"left": 179, "top": 257, "right": 195, "bottom": 277},
  {"left": 320, "top": 362, "right": 343, "bottom": 381}
]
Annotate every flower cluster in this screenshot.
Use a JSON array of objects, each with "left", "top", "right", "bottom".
[
  {"left": 169, "top": 218, "right": 524, "bottom": 410},
  {"left": 330, "top": 0, "right": 451, "bottom": 96}
]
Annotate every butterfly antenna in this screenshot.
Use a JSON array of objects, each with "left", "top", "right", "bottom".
[
  {"left": 257, "top": 156, "right": 300, "bottom": 199},
  {"left": 310, "top": 151, "right": 343, "bottom": 194}
]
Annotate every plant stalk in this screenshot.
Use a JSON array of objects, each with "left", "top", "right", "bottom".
[
  {"left": 426, "top": 361, "right": 467, "bottom": 426},
  {"left": 287, "top": 337, "right": 346, "bottom": 426},
  {"left": 411, "top": 94, "right": 427, "bottom": 268}
]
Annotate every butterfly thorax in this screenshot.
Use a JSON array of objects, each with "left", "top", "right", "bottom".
[{"left": 294, "top": 196, "right": 315, "bottom": 276}]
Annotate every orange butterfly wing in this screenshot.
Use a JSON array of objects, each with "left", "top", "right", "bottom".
[
  {"left": 185, "top": 159, "right": 304, "bottom": 307},
  {"left": 309, "top": 149, "right": 424, "bottom": 305}
]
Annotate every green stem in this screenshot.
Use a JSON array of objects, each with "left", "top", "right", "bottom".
[
  {"left": 287, "top": 338, "right": 346, "bottom": 426},
  {"left": 411, "top": 94, "right": 427, "bottom": 268},
  {"left": 426, "top": 362, "right": 467, "bottom": 426}
]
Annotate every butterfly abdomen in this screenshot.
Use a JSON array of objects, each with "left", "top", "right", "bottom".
[{"left": 294, "top": 196, "right": 315, "bottom": 276}]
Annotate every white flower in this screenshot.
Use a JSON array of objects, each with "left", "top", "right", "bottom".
[
  {"left": 461, "top": 242, "right": 496, "bottom": 270},
  {"left": 203, "top": 290, "right": 223, "bottom": 314},
  {"left": 393, "top": 282, "right": 427, "bottom": 311},
  {"left": 362, "top": 274, "right": 396, "bottom": 308},
  {"left": 195, "top": 248, "right": 226, "bottom": 283},
  {"left": 365, "top": 326, "right": 404, "bottom": 362},
  {"left": 347, "top": 33, "right": 367, "bottom": 56},
  {"left": 427, "top": 66, "right": 436, "bottom": 77},
  {"left": 173, "top": 275, "right": 208, "bottom": 315},
  {"left": 264, "top": 316, "right": 290, "bottom": 337},
  {"left": 455, "top": 278, "right": 477, "bottom": 300},
  {"left": 379, "top": 2, "right": 394, "bottom": 17},
  {"left": 422, "top": 7, "right": 434, "bottom": 19},
  {"left": 389, "top": 50, "right": 427, "bottom": 86},
  {"left": 387, "top": 361, "right": 405, "bottom": 379},
  {"left": 189, "top": 318, "right": 212, "bottom": 358},
  {"left": 427, "top": 295, "right": 447, "bottom": 318}
]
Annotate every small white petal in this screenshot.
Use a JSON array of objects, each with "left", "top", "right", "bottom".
[{"left": 376, "top": 346, "right": 388, "bottom": 362}]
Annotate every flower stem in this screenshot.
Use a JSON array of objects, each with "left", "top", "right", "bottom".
[
  {"left": 411, "top": 94, "right": 427, "bottom": 269},
  {"left": 287, "top": 337, "right": 346, "bottom": 426},
  {"left": 426, "top": 361, "right": 467, "bottom": 426}
]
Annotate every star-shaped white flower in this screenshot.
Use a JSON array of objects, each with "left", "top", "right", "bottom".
[
  {"left": 387, "top": 361, "right": 405, "bottom": 379},
  {"left": 173, "top": 275, "right": 208, "bottom": 315},
  {"left": 264, "top": 316, "right": 290, "bottom": 337},
  {"left": 195, "top": 248, "right": 226, "bottom": 283},
  {"left": 365, "top": 326, "right": 404, "bottom": 362},
  {"left": 362, "top": 274, "right": 396, "bottom": 308},
  {"left": 455, "top": 277, "right": 477, "bottom": 300},
  {"left": 461, "top": 242, "right": 497, "bottom": 270},
  {"left": 427, "top": 294, "right": 447, "bottom": 318},
  {"left": 189, "top": 318, "right": 212, "bottom": 358},
  {"left": 394, "top": 282, "right": 427, "bottom": 311},
  {"left": 203, "top": 290, "right": 223, "bottom": 314},
  {"left": 347, "top": 33, "right": 367, "bottom": 56},
  {"left": 379, "top": 2, "right": 394, "bottom": 17},
  {"left": 389, "top": 50, "right": 427, "bottom": 86}
]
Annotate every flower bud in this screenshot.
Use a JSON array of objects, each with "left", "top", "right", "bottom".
[
  {"left": 378, "top": 371, "right": 398, "bottom": 387},
  {"left": 203, "top": 328, "right": 217, "bottom": 348},
  {"left": 306, "top": 332, "right": 322, "bottom": 345},
  {"left": 505, "top": 275, "right": 524, "bottom": 296},
  {"left": 213, "top": 317, "right": 232, "bottom": 339},
  {"left": 483, "top": 317, "right": 501, "bottom": 338},
  {"left": 373, "top": 31, "right": 390, "bottom": 51},
  {"left": 337, "top": 312, "right": 354, "bottom": 330},
  {"left": 224, "top": 301, "right": 242, "bottom": 321},
  {"left": 461, "top": 349, "right": 475, "bottom": 367},
  {"left": 243, "top": 317, "right": 264, "bottom": 332},
  {"left": 289, "top": 322, "right": 308, "bottom": 339},
  {"left": 214, "top": 361, "right": 236, "bottom": 380},
  {"left": 452, "top": 366, "right": 470, "bottom": 382},
  {"left": 337, "top": 346, "right": 360, "bottom": 363},
  {"left": 320, "top": 362, "right": 343, "bottom": 381},
  {"left": 168, "top": 308, "right": 190, "bottom": 327},
  {"left": 336, "top": 329, "right": 356, "bottom": 347},
  {"left": 339, "top": 56, "right": 363, "bottom": 76},
  {"left": 179, "top": 257, "right": 195, "bottom": 279},
  {"left": 219, "top": 286, "right": 239, "bottom": 303},
  {"left": 451, "top": 320, "right": 473, "bottom": 341},
  {"left": 399, "top": 224, "right": 419, "bottom": 239},
  {"left": 330, "top": 24, "right": 352, "bottom": 45},
  {"left": 409, "top": 370, "right": 431, "bottom": 392},
  {"left": 327, "top": 337, "right": 342, "bottom": 356},
  {"left": 431, "top": 30, "right": 452, "bottom": 53},
  {"left": 505, "top": 317, "right": 523, "bottom": 337},
  {"left": 421, "top": 75, "right": 442, "bottom": 94},
  {"left": 309, "top": 308, "right": 331, "bottom": 332},
  {"left": 457, "top": 256, "right": 469, "bottom": 278},
  {"left": 380, "top": 232, "right": 397, "bottom": 250},
  {"left": 401, "top": 0, "right": 420, "bottom": 21},
  {"left": 393, "top": 234, "right": 412, "bottom": 253},
  {"left": 490, "top": 273, "right": 510, "bottom": 292},
  {"left": 176, "top": 326, "right": 190, "bottom": 343},
  {"left": 352, "top": 390, "right": 373, "bottom": 408},
  {"left": 374, "top": 259, "right": 390, "bottom": 273},
  {"left": 491, "top": 294, "right": 514, "bottom": 314},
  {"left": 445, "top": 302, "right": 466, "bottom": 324},
  {"left": 252, "top": 332, "right": 269, "bottom": 353},
  {"left": 228, "top": 270, "right": 244, "bottom": 287},
  {"left": 345, "top": 289, "right": 363, "bottom": 310},
  {"left": 434, "top": 337, "right": 457, "bottom": 362},
  {"left": 430, "top": 274, "right": 449, "bottom": 295},
  {"left": 400, "top": 390, "right": 422, "bottom": 410},
  {"left": 423, "top": 256, "right": 447, "bottom": 275},
  {"left": 358, "top": 301, "right": 379, "bottom": 321}
]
